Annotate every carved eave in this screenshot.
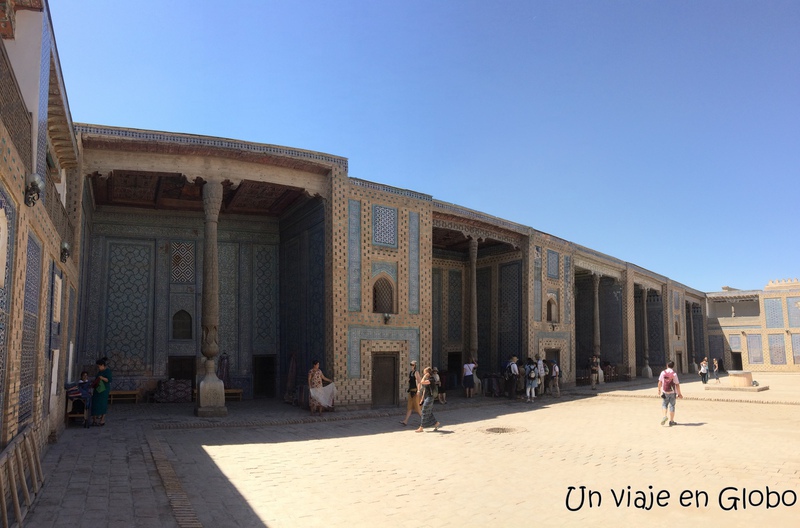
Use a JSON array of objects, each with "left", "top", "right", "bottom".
[
  {"left": 573, "top": 257, "right": 623, "bottom": 281},
  {"left": 47, "top": 56, "right": 78, "bottom": 169},
  {"left": 634, "top": 275, "right": 663, "bottom": 293},
  {"left": 76, "top": 125, "right": 348, "bottom": 177},
  {"left": 432, "top": 212, "right": 527, "bottom": 249}
]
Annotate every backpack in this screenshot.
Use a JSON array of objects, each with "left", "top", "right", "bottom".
[
  {"left": 552, "top": 364, "right": 560, "bottom": 378},
  {"left": 662, "top": 371, "right": 675, "bottom": 393},
  {"left": 430, "top": 377, "right": 439, "bottom": 399},
  {"left": 504, "top": 363, "right": 515, "bottom": 381},
  {"left": 528, "top": 365, "right": 538, "bottom": 380}
]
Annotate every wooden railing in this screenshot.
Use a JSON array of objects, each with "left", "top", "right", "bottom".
[{"left": 0, "top": 425, "right": 45, "bottom": 527}]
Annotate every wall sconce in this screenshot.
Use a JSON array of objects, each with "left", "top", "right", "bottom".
[
  {"left": 550, "top": 323, "right": 557, "bottom": 331},
  {"left": 383, "top": 313, "right": 392, "bottom": 325},
  {"left": 24, "top": 173, "right": 45, "bottom": 207},
  {"left": 60, "top": 241, "right": 71, "bottom": 263},
  {"left": 740, "top": 331, "right": 746, "bottom": 335},
  {"left": 787, "top": 329, "right": 792, "bottom": 335}
]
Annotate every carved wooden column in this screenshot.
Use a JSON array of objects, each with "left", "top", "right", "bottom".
[
  {"left": 641, "top": 287, "right": 652, "bottom": 378},
  {"left": 689, "top": 302, "right": 697, "bottom": 373},
  {"left": 592, "top": 273, "right": 601, "bottom": 357},
  {"left": 196, "top": 179, "right": 227, "bottom": 417},
  {"left": 469, "top": 236, "right": 478, "bottom": 361}
]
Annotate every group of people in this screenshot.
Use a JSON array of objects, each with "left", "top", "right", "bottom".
[
  {"left": 69, "top": 357, "right": 113, "bottom": 428},
  {"left": 506, "top": 355, "right": 561, "bottom": 401},
  {"left": 697, "top": 356, "right": 720, "bottom": 384},
  {"left": 400, "top": 360, "right": 441, "bottom": 432}
]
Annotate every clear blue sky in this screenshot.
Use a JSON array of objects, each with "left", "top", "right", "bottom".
[{"left": 48, "top": 1, "right": 799, "bottom": 293}]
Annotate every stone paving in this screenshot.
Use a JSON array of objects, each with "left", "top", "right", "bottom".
[{"left": 27, "top": 372, "right": 800, "bottom": 527}]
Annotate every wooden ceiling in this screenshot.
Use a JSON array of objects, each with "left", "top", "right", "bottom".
[
  {"left": 432, "top": 227, "right": 512, "bottom": 255},
  {"left": 89, "top": 170, "right": 308, "bottom": 216}
]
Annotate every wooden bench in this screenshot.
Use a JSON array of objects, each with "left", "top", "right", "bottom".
[
  {"left": 225, "top": 388, "right": 243, "bottom": 401},
  {"left": 109, "top": 390, "right": 139, "bottom": 404}
]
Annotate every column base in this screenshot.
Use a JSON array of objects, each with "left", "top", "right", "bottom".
[
  {"left": 641, "top": 365, "right": 653, "bottom": 378},
  {"left": 195, "top": 374, "right": 228, "bottom": 417},
  {"left": 195, "top": 406, "right": 228, "bottom": 417}
]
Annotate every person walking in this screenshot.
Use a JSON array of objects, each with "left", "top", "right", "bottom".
[
  {"left": 400, "top": 360, "right": 422, "bottom": 425},
  {"left": 590, "top": 355, "right": 600, "bottom": 390},
  {"left": 658, "top": 360, "right": 683, "bottom": 427},
  {"left": 415, "top": 367, "right": 440, "bottom": 433},
  {"left": 713, "top": 358, "right": 720, "bottom": 383}
]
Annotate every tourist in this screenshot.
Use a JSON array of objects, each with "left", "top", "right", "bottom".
[
  {"left": 658, "top": 361, "right": 683, "bottom": 427},
  {"left": 524, "top": 357, "right": 538, "bottom": 402},
  {"left": 550, "top": 359, "right": 561, "bottom": 397},
  {"left": 400, "top": 360, "right": 422, "bottom": 425},
  {"left": 415, "top": 367, "right": 440, "bottom": 433},
  {"left": 699, "top": 357, "right": 709, "bottom": 384},
  {"left": 713, "top": 358, "right": 720, "bottom": 383},
  {"left": 590, "top": 355, "right": 600, "bottom": 390},
  {"left": 91, "top": 357, "right": 112, "bottom": 427},
  {"left": 505, "top": 356, "right": 519, "bottom": 400},
  {"left": 463, "top": 357, "right": 477, "bottom": 398},
  {"left": 308, "top": 359, "right": 334, "bottom": 416},
  {"left": 432, "top": 367, "right": 446, "bottom": 404}
]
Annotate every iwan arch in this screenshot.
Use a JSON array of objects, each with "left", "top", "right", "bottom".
[{"left": 73, "top": 124, "right": 711, "bottom": 411}]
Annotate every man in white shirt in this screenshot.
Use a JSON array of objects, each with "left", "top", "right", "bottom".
[{"left": 657, "top": 361, "right": 683, "bottom": 426}]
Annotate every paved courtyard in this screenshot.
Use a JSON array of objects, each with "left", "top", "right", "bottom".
[{"left": 28, "top": 373, "right": 800, "bottom": 527}]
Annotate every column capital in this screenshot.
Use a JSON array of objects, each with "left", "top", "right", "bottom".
[{"left": 202, "top": 180, "right": 224, "bottom": 221}]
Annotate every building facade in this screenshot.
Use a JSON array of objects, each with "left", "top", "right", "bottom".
[
  {"left": 707, "top": 279, "right": 800, "bottom": 373},
  {"left": 0, "top": 1, "right": 795, "bottom": 478}
]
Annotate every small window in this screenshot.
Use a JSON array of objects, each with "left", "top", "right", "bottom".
[
  {"left": 373, "top": 277, "right": 394, "bottom": 314},
  {"left": 546, "top": 299, "right": 559, "bottom": 323},
  {"left": 172, "top": 310, "right": 192, "bottom": 339}
]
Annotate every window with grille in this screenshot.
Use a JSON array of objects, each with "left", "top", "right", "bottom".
[{"left": 373, "top": 277, "right": 394, "bottom": 314}]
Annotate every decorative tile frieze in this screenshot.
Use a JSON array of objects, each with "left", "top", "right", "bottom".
[
  {"left": 768, "top": 334, "right": 786, "bottom": 365},
  {"left": 372, "top": 205, "right": 398, "bottom": 248},
  {"left": 408, "top": 211, "right": 420, "bottom": 314},
  {"left": 371, "top": 261, "right": 398, "bottom": 282},
  {"left": 746, "top": 334, "right": 763, "bottom": 364},
  {"left": 170, "top": 241, "right": 195, "bottom": 283},
  {"left": 547, "top": 249, "right": 559, "bottom": 279},
  {"left": 764, "top": 298, "right": 784, "bottom": 328},
  {"left": 348, "top": 199, "right": 361, "bottom": 311},
  {"left": 788, "top": 297, "right": 800, "bottom": 328}
]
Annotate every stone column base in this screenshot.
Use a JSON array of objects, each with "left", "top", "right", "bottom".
[
  {"left": 641, "top": 365, "right": 653, "bottom": 378},
  {"left": 195, "top": 374, "right": 228, "bottom": 417}
]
